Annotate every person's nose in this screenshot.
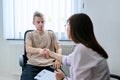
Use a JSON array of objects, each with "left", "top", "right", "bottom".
[{"left": 39, "top": 22, "right": 44, "bottom": 26}]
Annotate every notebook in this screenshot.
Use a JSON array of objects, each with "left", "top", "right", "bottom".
[{"left": 34, "top": 69, "right": 56, "bottom": 80}]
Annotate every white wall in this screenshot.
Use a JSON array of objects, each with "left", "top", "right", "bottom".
[
  {"left": 0, "top": 0, "right": 120, "bottom": 79},
  {"left": 0, "top": 0, "right": 23, "bottom": 79},
  {"left": 83, "top": 0, "right": 120, "bottom": 75}
]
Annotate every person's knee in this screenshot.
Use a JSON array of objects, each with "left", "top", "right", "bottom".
[{"left": 20, "top": 72, "right": 35, "bottom": 80}]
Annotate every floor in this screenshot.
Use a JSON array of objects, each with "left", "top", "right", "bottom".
[{"left": 0, "top": 74, "right": 20, "bottom": 80}]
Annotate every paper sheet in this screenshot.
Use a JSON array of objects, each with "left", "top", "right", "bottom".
[{"left": 34, "top": 69, "right": 56, "bottom": 80}]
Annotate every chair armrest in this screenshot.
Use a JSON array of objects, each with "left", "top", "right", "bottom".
[
  {"left": 19, "top": 54, "right": 24, "bottom": 67},
  {"left": 110, "top": 74, "right": 120, "bottom": 79}
]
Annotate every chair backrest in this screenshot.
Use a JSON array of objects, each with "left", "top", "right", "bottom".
[{"left": 22, "top": 30, "right": 34, "bottom": 70}]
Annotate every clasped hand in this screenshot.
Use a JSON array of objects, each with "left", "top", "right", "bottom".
[
  {"left": 42, "top": 48, "right": 51, "bottom": 58},
  {"left": 42, "top": 49, "right": 62, "bottom": 69},
  {"left": 42, "top": 49, "right": 65, "bottom": 80}
]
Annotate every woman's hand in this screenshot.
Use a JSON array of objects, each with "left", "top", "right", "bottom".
[
  {"left": 55, "top": 69, "right": 65, "bottom": 80},
  {"left": 43, "top": 48, "right": 63, "bottom": 64}
]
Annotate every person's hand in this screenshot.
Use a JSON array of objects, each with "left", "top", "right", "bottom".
[
  {"left": 55, "top": 69, "right": 65, "bottom": 80},
  {"left": 42, "top": 48, "right": 50, "bottom": 58},
  {"left": 53, "top": 60, "right": 62, "bottom": 69}
]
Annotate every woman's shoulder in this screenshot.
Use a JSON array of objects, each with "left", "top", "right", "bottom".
[
  {"left": 76, "top": 43, "right": 104, "bottom": 59},
  {"left": 76, "top": 44, "right": 95, "bottom": 53},
  {"left": 75, "top": 43, "right": 88, "bottom": 51}
]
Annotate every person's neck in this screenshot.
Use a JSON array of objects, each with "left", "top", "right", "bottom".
[{"left": 36, "top": 30, "right": 45, "bottom": 34}]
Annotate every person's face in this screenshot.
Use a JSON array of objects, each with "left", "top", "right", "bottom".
[
  {"left": 33, "top": 16, "right": 44, "bottom": 31},
  {"left": 66, "top": 23, "right": 72, "bottom": 40}
]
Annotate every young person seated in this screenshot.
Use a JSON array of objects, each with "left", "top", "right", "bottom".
[{"left": 20, "top": 11, "right": 62, "bottom": 80}]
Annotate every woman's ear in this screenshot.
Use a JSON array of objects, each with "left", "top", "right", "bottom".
[{"left": 67, "top": 26, "right": 72, "bottom": 40}]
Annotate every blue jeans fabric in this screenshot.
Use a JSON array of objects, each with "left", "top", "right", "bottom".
[{"left": 20, "top": 64, "right": 54, "bottom": 80}]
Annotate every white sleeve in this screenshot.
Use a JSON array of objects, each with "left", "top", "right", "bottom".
[{"left": 62, "top": 55, "right": 71, "bottom": 66}]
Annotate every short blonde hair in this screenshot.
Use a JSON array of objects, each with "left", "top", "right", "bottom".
[{"left": 33, "top": 11, "right": 44, "bottom": 20}]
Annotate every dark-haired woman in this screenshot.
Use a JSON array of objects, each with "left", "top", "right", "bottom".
[{"left": 43, "top": 13, "right": 110, "bottom": 80}]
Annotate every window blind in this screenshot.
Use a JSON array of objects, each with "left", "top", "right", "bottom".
[{"left": 2, "top": 0, "right": 82, "bottom": 40}]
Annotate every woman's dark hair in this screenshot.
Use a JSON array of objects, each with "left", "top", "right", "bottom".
[{"left": 67, "top": 13, "right": 108, "bottom": 59}]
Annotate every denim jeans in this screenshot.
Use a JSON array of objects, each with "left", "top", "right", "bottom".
[{"left": 20, "top": 64, "right": 54, "bottom": 80}]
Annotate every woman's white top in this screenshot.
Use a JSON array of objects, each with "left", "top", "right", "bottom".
[{"left": 62, "top": 44, "right": 110, "bottom": 80}]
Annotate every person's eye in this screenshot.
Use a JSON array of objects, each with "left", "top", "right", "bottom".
[
  {"left": 37, "top": 21, "right": 40, "bottom": 24},
  {"left": 41, "top": 21, "right": 44, "bottom": 23}
]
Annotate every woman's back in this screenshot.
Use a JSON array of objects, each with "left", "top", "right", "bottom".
[
  {"left": 92, "top": 58, "right": 110, "bottom": 80},
  {"left": 66, "top": 44, "right": 110, "bottom": 80}
]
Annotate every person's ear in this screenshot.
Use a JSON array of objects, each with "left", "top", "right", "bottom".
[
  {"left": 32, "top": 21, "right": 35, "bottom": 25},
  {"left": 67, "top": 26, "right": 72, "bottom": 40}
]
